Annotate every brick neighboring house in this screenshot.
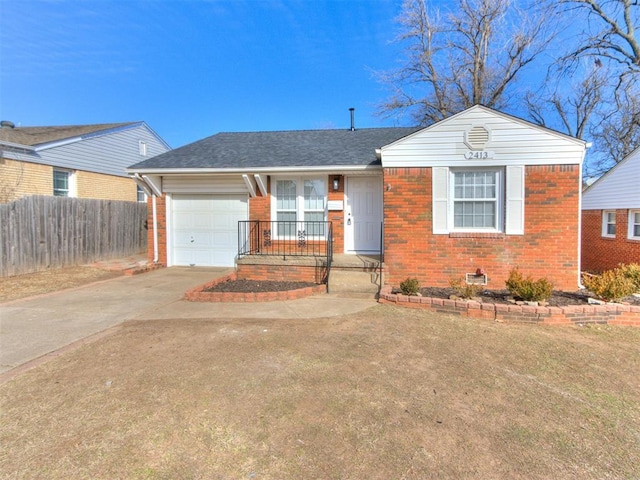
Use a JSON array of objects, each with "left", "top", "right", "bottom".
[
  {"left": 581, "top": 147, "right": 640, "bottom": 272},
  {"left": 128, "top": 105, "right": 587, "bottom": 291},
  {"left": 0, "top": 121, "right": 170, "bottom": 203}
]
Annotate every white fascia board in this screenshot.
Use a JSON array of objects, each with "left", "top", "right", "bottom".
[
  {"left": 139, "top": 122, "right": 172, "bottom": 150},
  {"left": 125, "top": 165, "right": 383, "bottom": 175},
  {"left": 242, "top": 174, "right": 257, "bottom": 197},
  {"left": 381, "top": 157, "right": 584, "bottom": 168},
  {"left": 254, "top": 174, "right": 267, "bottom": 196},
  {"left": 132, "top": 174, "right": 152, "bottom": 197},
  {"left": 34, "top": 123, "right": 142, "bottom": 151},
  {"left": 0, "top": 140, "right": 36, "bottom": 152},
  {"left": 142, "top": 174, "right": 162, "bottom": 197},
  {"left": 34, "top": 136, "right": 83, "bottom": 151}
]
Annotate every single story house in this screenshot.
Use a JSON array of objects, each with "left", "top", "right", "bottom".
[
  {"left": 0, "top": 121, "right": 170, "bottom": 204},
  {"left": 581, "top": 147, "right": 640, "bottom": 272},
  {"left": 128, "top": 105, "right": 587, "bottom": 291}
]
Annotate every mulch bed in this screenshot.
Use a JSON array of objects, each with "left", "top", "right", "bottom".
[
  {"left": 412, "top": 287, "right": 640, "bottom": 307},
  {"left": 202, "top": 279, "right": 317, "bottom": 293}
]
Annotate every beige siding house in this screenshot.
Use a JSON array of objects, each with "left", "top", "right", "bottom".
[{"left": 0, "top": 121, "right": 170, "bottom": 203}]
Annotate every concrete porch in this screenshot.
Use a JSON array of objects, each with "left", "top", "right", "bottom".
[{"left": 236, "top": 253, "right": 383, "bottom": 297}]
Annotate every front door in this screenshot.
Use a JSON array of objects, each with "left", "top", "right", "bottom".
[{"left": 345, "top": 176, "right": 383, "bottom": 253}]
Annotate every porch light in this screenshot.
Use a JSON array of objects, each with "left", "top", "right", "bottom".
[{"left": 333, "top": 177, "right": 340, "bottom": 191}]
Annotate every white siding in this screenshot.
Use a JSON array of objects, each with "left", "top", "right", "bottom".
[
  {"left": 381, "top": 105, "right": 586, "bottom": 168},
  {"left": 31, "top": 124, "right": 169, "bottom": 178},
  {"left": 582, "top": 148, "right": 640, "bottom": 210},
  {"left": 162, "top": 175, "right": 248, "bottom": 194}
]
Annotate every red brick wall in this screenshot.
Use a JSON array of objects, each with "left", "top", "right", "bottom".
[
  {"left": 582, "top": 209, "right": 640, "bottom": 272},
  {"left": 383, "top": 165, "right": 581, "bottom": 291},
  {"left": 328, "top": 175, "right": 345, "bottom": 254},
  {"left": 146, "top": 194, "right": 167, "bottom": 265}
]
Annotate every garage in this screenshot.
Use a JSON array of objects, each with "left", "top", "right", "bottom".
[{"left": 170, "top": 194, "right": 248, "bottom": 267}]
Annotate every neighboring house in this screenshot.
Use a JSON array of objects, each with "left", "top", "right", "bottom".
[
  {"left": 581, "top": 147, "right": 640, "bottom": 272},
  {"left": 0, "top": 121, "right": 170, "bottom": 203},
  {"left": 128, "top": 105, "right": 587, "bottom": 291}
]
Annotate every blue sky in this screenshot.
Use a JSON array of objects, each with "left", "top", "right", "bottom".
[{"left": 0, "top": 0, "right": 411, "bottom": 148}]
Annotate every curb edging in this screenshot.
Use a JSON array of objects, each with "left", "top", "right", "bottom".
[{"left": 378, "top": 287, "right": 640, "bottom": 326}]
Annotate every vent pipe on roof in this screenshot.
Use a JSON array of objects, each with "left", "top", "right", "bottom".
[
  {"left": 1, "top": 120, "right": 15, "bottom": 129},
  {"left": 349, "top": 108, "right": 355, "bottom": 131}
]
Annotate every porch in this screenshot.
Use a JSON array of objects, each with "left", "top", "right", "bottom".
[{"left": 237, "top": 220, "right": 383, "bottom": 295}]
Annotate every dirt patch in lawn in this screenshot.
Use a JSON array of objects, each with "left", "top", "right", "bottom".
[
  {"left": 1, "top": 306, "right": 639, "bottom": 479},
  {"left": 0, "top": 267, "right": 121, "bottom": 303}
]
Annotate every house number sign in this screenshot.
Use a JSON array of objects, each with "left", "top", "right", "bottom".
[{"left": 464, "top": 150, "right": 494, "bottom": 159}]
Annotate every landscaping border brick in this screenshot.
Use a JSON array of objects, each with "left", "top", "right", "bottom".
[
  {"left": 378, "top": 286, "right": 640, "bottom": 327},
  {"left": 185, "top": 272, "right": 326, "bottom": 302}
]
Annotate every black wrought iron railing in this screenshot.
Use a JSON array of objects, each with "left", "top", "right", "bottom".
[{"left": 238, "top": 221, "right": 333, "bottom": 260}]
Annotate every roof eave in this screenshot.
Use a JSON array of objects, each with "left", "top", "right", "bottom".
[{"left": 126, "top": 164, "right": 382, "bottom": 175}]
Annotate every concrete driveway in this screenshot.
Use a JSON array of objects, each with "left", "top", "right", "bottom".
[{"left": 0, "top": 267, "right": 377, "bottom": 375}]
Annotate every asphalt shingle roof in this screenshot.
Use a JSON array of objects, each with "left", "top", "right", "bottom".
[
  {"left": 0, "top": 123, "right": 135, "bottom": 147},
  {"left": 128, "top": 127, "right": 421, "bottom": 170}
]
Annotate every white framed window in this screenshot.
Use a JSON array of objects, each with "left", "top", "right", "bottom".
[
  {"left": 628, "top": 210, "right": 640, "bottom": 240},
  {"left": 136, "top": 185, "right": 147, "bottom": 203},
  {"left": 139, "top": 141, "right": 147, "bottom": 156},
  {"left": 272, "top": 177, "right": 327, "bottom": 237},
  {"left": 602, "top": 210, "right": 616, "bottom": 238},
  {"left": 53, "top": 169, "right": 75, "bottom": 197},
  {"left": 451, "top": 168, "right": 502, "bottom": 231}
]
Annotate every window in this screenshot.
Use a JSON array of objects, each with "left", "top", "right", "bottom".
[
  {"left": 53, "top": 169, "right": 74, "bottom": 197},
  {"left": 452, "top": 169, "right": 501, "bottom": 230},
  {"left": 629, "top": 210, "right": 640, "bottom": 240},
  {"left": 273, "top": 177, "right": 326, "bottom": 237},
  {"left": 602, "top": 210, "right": 616, "bottom": 238},
  {"left": 137, "top": 185, "right": 147, "bottom": 203},
  {"left": 139, "top": 141, "right": 147, "bottom": 156}
]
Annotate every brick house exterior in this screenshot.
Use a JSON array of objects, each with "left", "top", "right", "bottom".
[
  {"left": 129, "top": 106, "right": 586, "bottom": 291},
  {"left": 581, "top": 148, "right": 640, "bottom": 272},
  {"left": 0, "top": 122, "right": 170, "bottom": 204}
]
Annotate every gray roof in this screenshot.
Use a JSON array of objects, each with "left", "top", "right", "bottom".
[
  {"left": 128, "top": 127, "right": 421, "bottom": 170},
  {"left": 0, "top": 122, "right": 136, "bottom": 147}
]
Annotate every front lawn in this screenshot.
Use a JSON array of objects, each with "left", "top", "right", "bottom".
[{"left": 1, "top": 305, "right": 639, "bottom": 479}]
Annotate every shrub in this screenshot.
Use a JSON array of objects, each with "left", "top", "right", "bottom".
[
  {"left": 617, "top": 263, "right": 640, "bottom": 292},
  {"left": 582, "top": 268, "right": 637, "bottom": 302},
  {"left": 505, "top": 268, "right": 553, "bottom": 302},
  {"left": 399, "top": 277, "right": 420, "bottom": 296},
  {"left": 449, "top": 277, "right": 483, "bottom": 299}
]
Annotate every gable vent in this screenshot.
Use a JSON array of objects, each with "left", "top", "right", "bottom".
[{"left": 465, "top": 126, "right": 489, "bottom": 149}]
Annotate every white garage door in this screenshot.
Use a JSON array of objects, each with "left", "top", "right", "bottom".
[{"left": 171, "top": 194, "right": 248, "bottom": 267}]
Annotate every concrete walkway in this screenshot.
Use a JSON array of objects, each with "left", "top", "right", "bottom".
[{"left": 0, "top": 267, "right": 377, "bottom": 375}]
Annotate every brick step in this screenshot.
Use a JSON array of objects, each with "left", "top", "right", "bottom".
[{"left": 327, "top": 270, "right": 381, "bottom": 297}]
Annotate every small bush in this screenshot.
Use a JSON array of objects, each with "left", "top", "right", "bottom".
[
  {"left": 617, "top": 263, "right": 640, "bottom": 292},
  {"left": 399, "top": 277, "right": 420, "bottom": 296},
  {"left": 505, "top": 268, "right": 553, "bottom": 302},
  {"left": 582, "top": 268, "right": 637, "bottom": 302},
  {"left": 449, "top": 277, "right": 483, "bottom": 299}
]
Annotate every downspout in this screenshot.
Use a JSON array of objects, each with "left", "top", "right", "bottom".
[
  {"left": 152, "top": 195, "right": 159, "bottom": 263},
  {"left": 578, "top": 142, "right": 592, "bottom": 289}
]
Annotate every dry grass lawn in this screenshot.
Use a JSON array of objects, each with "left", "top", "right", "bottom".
[
  {"left": 1, "top": 306, "right": 639, "bottom": 479},
  {"left": 0, "top": 267, "right": 120, "bottom": 303}
]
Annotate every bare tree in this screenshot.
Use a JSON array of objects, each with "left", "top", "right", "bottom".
[
  {"left": 378, "top": 0, "right": 554, "bottom": 125},
  {"left": 550, "top": 0, "right": 640, "bottom": 172},
  {"left": 557, "top": 0, "right": 639, "bottom": 80}
]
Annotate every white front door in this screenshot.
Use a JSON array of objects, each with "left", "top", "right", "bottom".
[{"left": 345, "top": 176, "right": 383, "bottom": 253}]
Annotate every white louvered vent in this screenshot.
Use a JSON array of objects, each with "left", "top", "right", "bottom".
[{"left": 465, "top": 126, "right": 489, "bottom": 149}]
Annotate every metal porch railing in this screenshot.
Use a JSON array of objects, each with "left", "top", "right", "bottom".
[{"left": 238, "top": 220, "right": 333, "bottom": 261}]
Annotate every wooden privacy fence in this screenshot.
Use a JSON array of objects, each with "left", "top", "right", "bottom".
[{"left": 0, "top": 196, "right": 147, "bottom": 277}]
